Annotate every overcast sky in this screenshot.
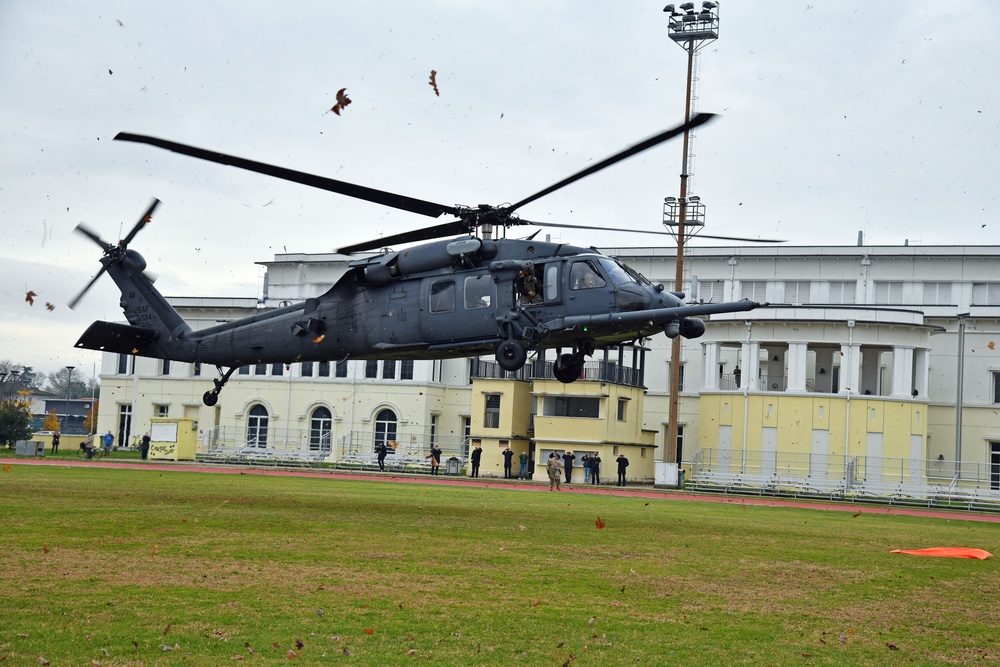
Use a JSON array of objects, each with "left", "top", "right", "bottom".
[{"left": 2, "top": 1, "right": 998, "bottom": 379}]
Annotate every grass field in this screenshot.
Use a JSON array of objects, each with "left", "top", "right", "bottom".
[{"left": 1, "top": 463, "right": 998, "bottom": 666}]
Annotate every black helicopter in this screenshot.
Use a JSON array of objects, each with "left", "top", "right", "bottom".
[{"left": 72, "top": 113, "right": 772, "bottom": 406}]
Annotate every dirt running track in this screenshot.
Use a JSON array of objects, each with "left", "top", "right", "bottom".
[{"left": 5, "top": 456, "right": 1000, "bottom": 524}]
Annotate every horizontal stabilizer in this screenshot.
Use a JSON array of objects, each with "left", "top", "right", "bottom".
[{"left": 75, "top": 321, "right": 159, "bottom": 354}]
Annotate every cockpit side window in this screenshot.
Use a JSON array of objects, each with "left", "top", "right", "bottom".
[
  {"left": 570, "top": 261, "right": 607, "bottom": 290},
  {"left": 599, "top": 258, "right": 635, "bottom": 287}
]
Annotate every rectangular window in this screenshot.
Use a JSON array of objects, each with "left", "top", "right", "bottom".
[
  {"left": 271, "top": 363, "right": 283, "bottom": 376},
  {"left": 484, "top": 393, "right": 501, "bottom": 429},
  {"left": 161, "top": 359, "right": 170, "bottom": 376},
  {"left": 696, "top": 279, "right": 725, "bottom": 303},
  {"left": 993, "top": 372, "right": 1000, "bottom": 404},
  {"left": 617, "top": 398, "right": 628, "bottom": 421},
  {"left": 335, "top": 359, "right": 348, "bottom": 377},
  {"left": 784, "top": 281, "right": 810, "bottom": 305},
  {"left": 923, "top": 282, "right": 952, "bottom": 305},
  {"left": 401, "top": 359, "right": 414, "bottom": 380},
  {"left": 118, "top": 354, "right": 129, "bottom": 374},
  {"left": 430, "top": 280, "right": 456, "bottom": 313},
  {"left": 301, "top": 361, "right": 313, "bottom": 377},
  {"left": 828, "top": 281, "right": 856, "bottom": 304},
  {"left": 155, "top": 404, "right": 169, "bottom": 418},
  {"left": 972, "top": 283, "right": 1000, "bottom": 306},
  {"left": 552, "top": 396, "right": 600, "bottom": 418},
  {"left": 254, "top": 363, "right": 267, "bottom": 376},
  {"left": 740, "top": 280, "right": 767, "bottom": 302},
  {"left": 238, "top": 365, "right": 250, "bottom": 375},
  {"left": 382, "top": 360, "right": 396, "bottom": 380},
  {"left": 464, "top": 275, "right": 492, "bottom": 309},
  {"left": 544, "top": 263, "right": 560, "bottom": 301},
  {"left": 874, "top": 281, "right": 904, "bottom": 305},
  {"left": 192, "top": 362, "right": 201, "bottom": 377},
  {"left": 318, "top": 361, "right": 331, "bottom": 377},
  {"left": 365, "top": 360, "right": 378, "bottom": 378}
]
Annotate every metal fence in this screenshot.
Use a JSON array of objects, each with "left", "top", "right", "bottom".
[{"left": 687, "top": 448, "right": 1000, "bottom": 511}]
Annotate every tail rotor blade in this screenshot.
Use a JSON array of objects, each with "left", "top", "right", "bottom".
[
  {"left": 68, "top": 266, "right": 107, "bottom": 310},
  {"left": 121, "top": 198, "right": 160, "bottom": 246}
]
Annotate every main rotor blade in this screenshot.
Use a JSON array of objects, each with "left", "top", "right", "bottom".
[
  {"left": 507, "top": 112, "right": 716, "bottom": 213},
  {"left": 524, "top": 220, "right": 785, "bottom": 244},
  {"left": 115, "top": 133, "right": 458, "bottom": 219},
  {"left": 337, "top": 220, "right": 470, "bottom": 254},
  {"left": 120, "top": 198, "right": 160, "bottom": 247},
  {"left": 68, "top": 266, "right": 107, "bottom": 310}
]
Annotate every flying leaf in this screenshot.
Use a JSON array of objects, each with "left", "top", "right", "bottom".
[
  {"left": 37, "top": 657, "right": 50, "bottom": 665},
  {"left": 588, "top": 616, "right": 596, "bottom": 626},
  {"left": 331, "top": 88, "right": 352, "bottom": 116},
  {"left": 272, "top": 642, "right": 281, "bottom": 649},
  {"left": 595, "top": 516, "right": 605, "bottom": 530},
  {"left": 428, "top": 70, "right": 440, "bottom": 96},
  {"left": 45, "top": 302, "right": 55, "bottom": 311},
  {"left": 405, "top": 649, "right": 417, "bottom": 655},
  {"left": 852, "top": 511, "right": 862, "bottom": 518},
  {"left": 989, "top": 341, "right": 996, "bottom": 350},
  {"left": 26, "top": 290, "right": 37, "bottom": 305},
  {"left": 532, "top": 599, "right": 541, "bottom": 607},
  {"left": 313, "top": 334, "right": 325, "bottom": 344}
]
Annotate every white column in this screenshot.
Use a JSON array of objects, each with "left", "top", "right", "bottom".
[
  {"left": 891, "top": 346, "right": 915, "bottom": 398},
  {"left": 787, "top": 342, "right": 808, "bottom": 392},
  {"left": 742, "top": 340, "right": 761, "bottom": 390},
  {"left": 702, "top": 341, "right": 720, "bottom": 390},
  {"left": 840, "top": 343, "right": 861, "bottom": 395}
]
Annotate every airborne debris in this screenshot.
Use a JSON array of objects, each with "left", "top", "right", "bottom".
[
  {"left": 25, "top": 290, "right": 37, "bottom": 305},
  {"left": 331, "top": 88, "right": 352, "bottom": 116},
  {"left": 429, "top": 70, "right": 440, "bottom": 96}
]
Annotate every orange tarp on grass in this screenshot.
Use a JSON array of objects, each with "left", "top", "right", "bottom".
[{"left": 890, "top": 548, "right": 994, "bottom": 560}]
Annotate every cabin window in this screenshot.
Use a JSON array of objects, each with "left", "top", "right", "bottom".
[
  {"left": 570, "top": 261, "right": 606, "bottom": 290},
  {"left": 309, "top": 407, "right": 332, "bottom": 451},
  {"left": 464, "top": 275, "right": 492, "bottom": 309},
  {"left": 430, "top": 280, "right": 456, "bottom": 313},
  {"left": 374, "top": 408, "right": 397, "bottom": 453},
  {"left": 484, "top": 393, "right": 501, "bottom": 428},
  {"left": 544, "top": 263, "right": 560, "bottom": 301},
  {"left": 247, "top": 404, "right": 269, "bottom": 448}
]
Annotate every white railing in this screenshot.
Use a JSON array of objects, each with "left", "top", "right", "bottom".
[{"left": 686, "top": 448, "right": 1000, "bottom": 510}]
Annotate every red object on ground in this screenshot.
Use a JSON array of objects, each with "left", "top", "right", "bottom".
[{"left": 890, "top": 547, "right": 994, "bottom": 559}]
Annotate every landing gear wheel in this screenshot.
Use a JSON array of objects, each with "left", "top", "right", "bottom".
[
  {"left": 203, "top": 390, "right": 219, "bottom": 407},
  {"left": 554, "top": 353, "right": 585, "bottom": 383},
  {"left": 496, "top": 340, "right": 528, "bottom": 371}
]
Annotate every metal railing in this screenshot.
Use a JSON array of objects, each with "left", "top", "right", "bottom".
[
  {"left": 686, "top": 448, "right": 1000, "bottom": 511},
  {"left": 471, "top": 359, "right": 643, "bottom": 387}
]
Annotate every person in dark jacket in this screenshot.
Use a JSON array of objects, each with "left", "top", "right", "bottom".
[
  {"left": 589, "top": 454, "right": 602, "bottom": 485},
  {"left": 376, "top": 441, "right": 388, "bottom": 471},
  {"left": 51, "top": 431, "right": 60, "bottom": 455},
  {"left": 140, "top": 433, "right": 151, "bottom": 460},
  {"left": 502, "top": 447, "right": 514, "bottom": 478},
  {"left": 616, "top": 453, "right": 629, "bottom": 486},
  {"left": 429, "top": 444, "right": 442, "bottom": 475},
  {"left": 562, "top": 450, "right": 576, "bottom": 484},
  {"left": 470, "top": 445, "right": 482, "bottom": 478}
]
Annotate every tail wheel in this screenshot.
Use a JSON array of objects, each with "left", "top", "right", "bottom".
[{"left": 496, "top": 339, "right": 528, "bottom": 371}]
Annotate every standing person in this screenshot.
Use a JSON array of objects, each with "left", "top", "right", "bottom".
[
  {"left": 589, "top": 453, "right": 602, "bottom": 486},
  {"left": 581, "top": 453, "right": 591, "bottom": 484},
  {"left": 51, "top": 430, "right": 60, "bottom": 455},
  {"left": 733, "top": 365, "right": 741, "bottom": 389},
  {"left": 470, "top": 444, "right": 482, "bottom": 478},
  {"left": 429, "top": 443, "right": 442, "bottom": 475},
  {"left": 376, "top": 441, "right": 388, "bottom": 471},
  {"left": 502, "top": 447, "right": 514, "bottom": 479},
  {"left": 103, "top": 430, "right": 114, "bottom": 454},
  {"left": 562, "top": 450, "right": 575, "bottom": 484},
  {"left": 616, "top": 453, "right": 630, "bottom": 486},
  {"left": 140, "top": 433, "right": 150, "bottom": 460},
  {"left": 546, "top": 452, "right": 563, "bottom": 491},
  {"left": 518, "top": 450, "right": 529, "bottom": 479}
]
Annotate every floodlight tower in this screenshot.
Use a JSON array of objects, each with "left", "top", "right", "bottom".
[{"left": 663, "top": 2, "right": 719, "bottom": 466}]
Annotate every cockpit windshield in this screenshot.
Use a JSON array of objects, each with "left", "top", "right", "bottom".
[{"left": 599, "top": 257, "right": 642, "bottom": 287}]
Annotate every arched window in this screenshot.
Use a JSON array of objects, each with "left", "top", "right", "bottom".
[
  {"left": 373, "top": 408, "right": 397, "bottom": 453},
  {"left": 247, "top": 404, "right": 269, "bottom": 448},
  {"left": 310, "top": 406, "right": 332, "bottom": 451}
]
